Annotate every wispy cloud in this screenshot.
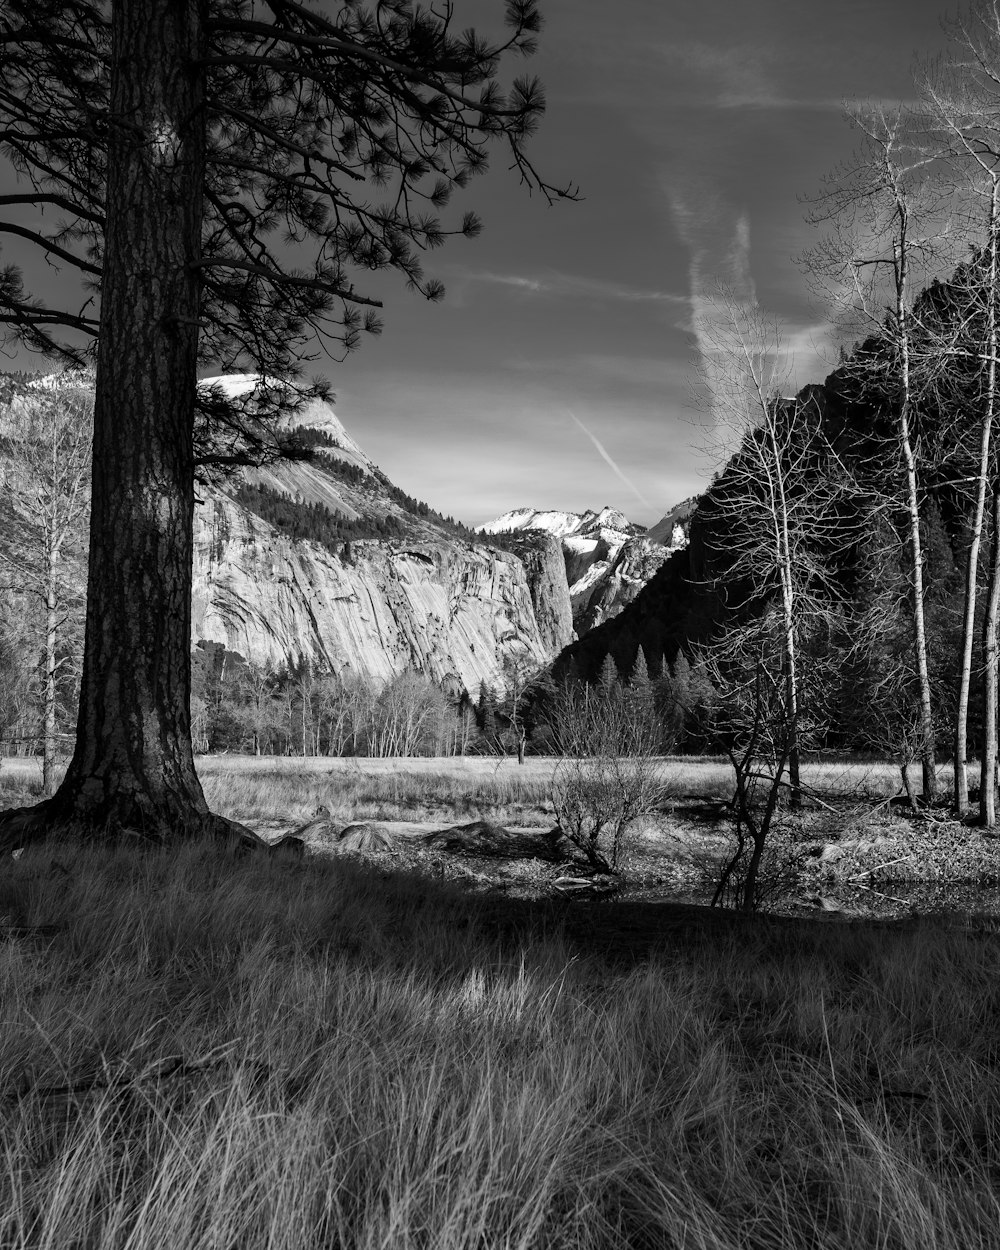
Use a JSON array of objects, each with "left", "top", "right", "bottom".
[
  {"left": 778, "top": 321, "right": 837, "bottom": 386},
  {"left": 466, "top": 269, "right": 689, "bottom": 307},
  {"left": 566, "top": 409, "right": 653, "bottom": 510},
  {"left": 667, "top": 175, "right": 838, "bottom": 431},
  {"left": 668, "top": 178, "right": 757, "bottom": 375}
]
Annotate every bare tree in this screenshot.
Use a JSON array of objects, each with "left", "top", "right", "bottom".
[
  {"left": 915, "top": 18, "right": 1000, "bottom": 817},
  {"left": 548, "top": 678, "right": 668, "bottom": 874},
  {"left": 366, "top": 670, "right": 447, "bottom": 758},
  {"left": 0, "top": 591, "right": 40, "bottom": 758},
  {"left": 0, "top": 386, "right": 91, "bottom": 793},
  {"left": 235, "top": 660, "right": 280, "bottom": 756},
  {"left": 697, "top": 292, "right": 851, "bottom": 812},
  {"left": 804, "top": 103, "right": 955, "bottom": 801},
  {"left": 702, "top": 620, "right": 793, "bottom": 911},
  {"left": 499, "top": 650, "right": 546, "bottom": 765}
]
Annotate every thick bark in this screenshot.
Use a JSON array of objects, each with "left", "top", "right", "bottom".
[
  {"left": 981, "top": 485, "right": 1000, "bottom": 827},
  {"left": 955, "top": 179, "right": 999, "bottom": 816},
  {"left": 20, "top": 0, "right": 217, "bottom": 838}
]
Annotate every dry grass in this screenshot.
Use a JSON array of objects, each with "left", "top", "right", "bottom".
[
  {"left": 0, "top": 837, "right": 998, "bottom": 1248},
  {"left": 194, "top": 754, "right": 915, "bottom": 827},
  {"left": 0, "top": 754, "right": 928, "bottom": 828}
]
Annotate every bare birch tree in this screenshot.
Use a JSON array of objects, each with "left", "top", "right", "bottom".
[
  {"left": 804, "top": 104, "right": 954, "bottom": 801},
  {"left": 697, "top": 292, "right": 850, "bottom": 813},
  {"left": 920, "top": 8, "right": 1000, "bottom": 820},
  {"left": 0, "top": 387, "right": 91, "bottom": 794}
]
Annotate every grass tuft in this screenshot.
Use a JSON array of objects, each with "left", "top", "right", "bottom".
[{"left": 0, "top": 836, "right": 997, "bottom": 1247}]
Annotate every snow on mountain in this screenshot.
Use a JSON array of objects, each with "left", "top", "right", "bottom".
[
  {"left": 482, "top": 508, "right": 592, "bottom": 539},
  {"left": 645, "top": 497, "right": 699, "bottom": 548},
  {"left": 199, "top": 374, "right": 374, "bottom": 472},
  {"left": 481, "top": 502, "right": 692, "bottom": 633},
  {"left": 482, "top": 505, "right": 639, "bottom": 543}
]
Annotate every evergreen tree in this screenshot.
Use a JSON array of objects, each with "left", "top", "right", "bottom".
[
  {"left": 476, "top": 680, "right": 498, "bottom": 752},
  {"left": 0, "top": 0, "right": 568, "bottom": 843}
]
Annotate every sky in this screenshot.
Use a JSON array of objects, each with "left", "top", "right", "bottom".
[
  {"left": 0, "top": 0, "right": 966, "bottom": 528},
  {"left": 328, "top": 0, "right": 960, "bottom": 527}
]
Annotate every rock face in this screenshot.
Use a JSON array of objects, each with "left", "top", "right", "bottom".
[
  {"left": 482, "top": 502, "right": 693, "bottom": 633},
  {"left": 183, "top": 374, "right": 576, "bottom": 692},
  {"left": 497, "top": 531, "right": 574, "bottom": 658},
  {"left": 191, "top": 492, "right": 574, "bottom": 694},
  {"left": 2, "top": 370, "right": 576, "bottom": 696}
]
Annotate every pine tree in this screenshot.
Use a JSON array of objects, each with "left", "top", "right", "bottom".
[
  {"left": 0, "top": 0, "right": 568, "bottom": 844},
  {"left": 598, "top": 653, "right": 618, "bottom": 694},
  {"left": 477, "top": 681, "right": 498, "bottom": 752}
]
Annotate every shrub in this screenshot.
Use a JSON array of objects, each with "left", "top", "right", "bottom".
[{"left": 547, "top": 680, "right": 671, "bottom": 872}]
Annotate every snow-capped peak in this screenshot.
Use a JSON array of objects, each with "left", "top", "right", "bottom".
[
  {"left": 481, "top": 506, "right": 638, "bottom": 541},
  {"left": 481, "top": 508, "right": 591, "bottom": 538}
]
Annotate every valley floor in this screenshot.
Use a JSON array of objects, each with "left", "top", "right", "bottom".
[
  {"left": 0, "top": 835, "right": 999, "bottom": 1248},
  {"left": 0, "top": 754, "right": 992, "bottom": 920},
  {"left": 1, "top": 758, "right": 1000, "bottom": 1245}
]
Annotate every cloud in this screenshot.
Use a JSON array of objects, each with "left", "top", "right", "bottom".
[
  {"left": 668, "top": 178, "right": 757, "bottom": 376},
  {"left": 566, "top": 409, "right": 653, "bottom": 510},
  {"left": 465, "top": 269, "right": 689, "bottom": 307},
  {"left": 508, "top": 353, "right": 688, "bottom": 393}
]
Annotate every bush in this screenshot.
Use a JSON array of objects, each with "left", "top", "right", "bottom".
[{"left": 547, "top": 680, "right": 670, "bottom": 873}]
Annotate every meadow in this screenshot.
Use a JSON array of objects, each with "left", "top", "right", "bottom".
[
  {"left": 0, "top": 754, "right": 995, "bottom": 1248},
  {"left": 0, "top": 834, "right": 997, "bottom": 1248},
  {"left": 0, "top": 753, "right": 914, "bottom": 828}
]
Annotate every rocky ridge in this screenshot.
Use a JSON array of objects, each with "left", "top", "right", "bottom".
[
  {"left": 482, "top": 502, "right": 692, "bottom": 633},
  {"left": 192, "top": 491, "right": 572, "bottom": 693}
]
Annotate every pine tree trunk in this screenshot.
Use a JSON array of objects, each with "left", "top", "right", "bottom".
[
  {"left": 981, "top": 485, "right": 1000, "bottom": 827},
  {"left": 32, "top": 0, "right": 221, "bottom": 839},
  {"left": 955, "top": 179, "right": 999, "bottom": 816}
]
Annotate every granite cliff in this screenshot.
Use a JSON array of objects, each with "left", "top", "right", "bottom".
[
  {"left": 191, "top": 491, "right": 572, "bottom": 694},
  {"left": 190, "top": 377, "right": 574, "bottom": 692},
  {"left": 1, "top": 371, "right": 576, "bottom": 696}
]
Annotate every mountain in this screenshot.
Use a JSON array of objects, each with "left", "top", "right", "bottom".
[
  {"left": 191, "top": 376, "right": 575, "bottom": 692},
  {"left": 1, "top": 371, "right": 575, "bottom": 696},
  {"left": 481, "top": 502, "right": 692, "bottom": 633}
]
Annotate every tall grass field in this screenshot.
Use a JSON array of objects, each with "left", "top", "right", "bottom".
[
  {"left": 0, "top": 755, "right": 992, "bottom": 1247},
  {"left": 0, "top": 829, "right": 998, "bottom": 1248}
]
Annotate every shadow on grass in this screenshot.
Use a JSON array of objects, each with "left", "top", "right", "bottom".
[{"left": 3, "top": 837, "right": 1000, "bottom": 1249}]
